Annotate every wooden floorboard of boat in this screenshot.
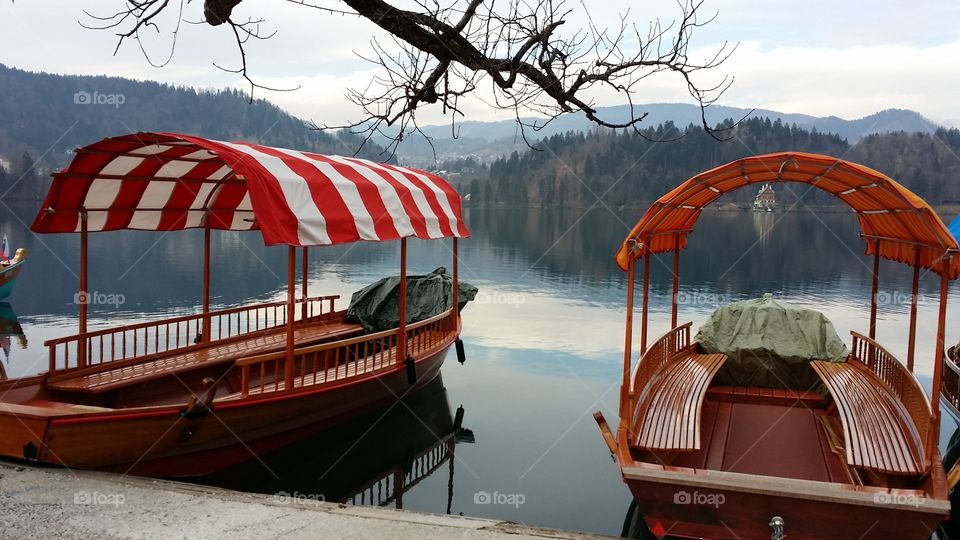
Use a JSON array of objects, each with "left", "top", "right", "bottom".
[
  {"left": 47, "top": 321, "right": 364, "bottom": 394},
  {"left": 670, "top": 399, "right": 848, "bottom": 483}
]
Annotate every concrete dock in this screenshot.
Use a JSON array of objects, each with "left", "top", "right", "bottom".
[{"left": 0, "top": 462, "right": 610, "bottom": 539}]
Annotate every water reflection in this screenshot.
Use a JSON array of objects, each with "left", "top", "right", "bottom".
[
  {"left": 3, "top": 201, "right": 960, "bottom": 536},
  {"left": 0, "top": 303, "right": 26, "bottom": 380},
  {"left": 752, "top": 211, "right": 776, "bottom": 248},
  {"left": 189, "top": 376, "right": 472, "bottom": 510}
]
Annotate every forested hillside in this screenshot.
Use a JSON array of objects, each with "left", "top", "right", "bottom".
[
  {"left": 463, "top": 118, "right": 960, "bottom": 207},
  {"left": 0, "top": 64, "right": 385, "bottom": 199}
]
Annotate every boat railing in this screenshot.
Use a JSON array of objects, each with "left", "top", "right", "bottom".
[
  {"left": 236, "top": 310, "right": 458, "bottom": 397},
  {"left": 942, "top": 347, "right": 960, "bottom": 419},
  {"left": 849, "top": 331, "right": 933, "bottom": 450},
  {"left": 45, "top": 295, "right": 339, "bottom": 376},
  {"left": 630, "top": 322, "right": 693, "bottom": 413}
]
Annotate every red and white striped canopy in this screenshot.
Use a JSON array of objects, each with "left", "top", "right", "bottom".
[{"left": 31, "top": 132, "right": 470, "bottom": 246}]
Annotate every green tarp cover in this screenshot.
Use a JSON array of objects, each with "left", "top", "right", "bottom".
[
  {"left": 347, "top": 267, "right": 478, "bottom": 333},
  {"left": 695, "top": 294, "right": 847, "bottom": 390}
]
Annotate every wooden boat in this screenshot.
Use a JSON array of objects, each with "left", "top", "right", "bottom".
[
  {"left": 0, "top": 246, "right": 27, "bottom": 300},
  {"left": 594, "top": 153, "right": 958, "bottom": 540},
  {"left": 0, "top": 132, "right": 469, "bottom": 477}
]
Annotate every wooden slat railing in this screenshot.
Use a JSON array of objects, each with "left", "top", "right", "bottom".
[
  {"left": 236, "top": 310, "right": 457, "bottom": 398},
  {"left": 942, "top": 347, "right": 960, "bottom": 419},
  {"left": 629, "top": 322, "right": 693, "bottom": 414},
  {"left": 46, "top": 295, "right": 339, "bottom": 375},
  {"left": 849, "top": 331, "right": 933, "bottom": 455}
]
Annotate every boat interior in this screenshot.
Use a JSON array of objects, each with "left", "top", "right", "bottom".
[{"left": 628, "top": 323, "right": 937, "bottom": 493}]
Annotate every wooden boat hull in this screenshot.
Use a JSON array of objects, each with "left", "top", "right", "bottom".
[
  {"left": 0, "top": 345, "right": 451, "bottom": 477},
  {"left": 623, "top": 470, "right": 948, "bottom": 540},
  {"left": 0, "top": 256, "right": 25, "bottom": 300}
]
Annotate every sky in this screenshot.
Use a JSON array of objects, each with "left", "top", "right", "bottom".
[{"left": 1, "top": 0, "right": 959, "bottom": 127}]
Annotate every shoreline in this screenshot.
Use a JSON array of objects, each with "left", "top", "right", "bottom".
[{"left": 0, "top": 461, "right": 612, "bottom": 539}]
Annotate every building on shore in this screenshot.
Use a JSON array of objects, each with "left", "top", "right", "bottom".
[{"left": 753, "top": 183, "right": 777, "bottom": 211}]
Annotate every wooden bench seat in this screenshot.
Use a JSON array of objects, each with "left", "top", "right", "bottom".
[
  {"left": 47, "top": 321, "right": 363, "bottom": 394},
  {"left": 811, "top": 360, "right": 925, "bottom": 476},
  {"left": 632, "top": 352, "right": 727, "bottom": 451}
]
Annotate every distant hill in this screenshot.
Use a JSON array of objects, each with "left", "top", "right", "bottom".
[
  {"left": 0, "top": 63, "right": 386, "bottom": 198},
  {"left": 386, "top": 104, "right": 941, "bottom": 165},
  {"left": 461, "top": 117, "right": 960, "bottom": 209}
]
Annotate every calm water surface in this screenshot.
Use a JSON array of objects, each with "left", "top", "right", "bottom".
[{"left": 2, "top": 202, "right": 959, "bottom": 536}]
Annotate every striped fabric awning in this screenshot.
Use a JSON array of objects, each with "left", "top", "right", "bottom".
[
  {"left": 616, "top": 152, "right": 960, "bottom": 278},
  {"left": 30, "top": 132, "right": 470, "bottom": 246}
]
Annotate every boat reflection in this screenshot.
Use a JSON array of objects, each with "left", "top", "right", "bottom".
[
  {"left": 188, "top": 375, "right": 472, "bottom": 510},
  {"left": 752, "top": 210, "right": 776, "bottom": 248},
  {"left": 0, "top": 303, "right": 27, "bottom": 380}
]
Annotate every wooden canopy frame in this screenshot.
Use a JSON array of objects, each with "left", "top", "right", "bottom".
[{"left": 616, "top": 152, "right": 960, "bottom": 278}]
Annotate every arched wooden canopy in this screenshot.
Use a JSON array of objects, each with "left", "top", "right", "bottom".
[
  {"left": 616, "top": 152, "right": 960, "bottom": 278},
  {"left": 30, "top": 132, "right": 470, "bottom": 246}
]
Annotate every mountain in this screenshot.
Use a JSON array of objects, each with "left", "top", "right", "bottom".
[
  {"left": 462, "top": 116, "right": 960, "bottom": 209},
  {"left": 0, "top": 63, "right": 387, "bottom": 198},
  {"left": 386, "top": 104, "right": 941, "bottom": 164}
]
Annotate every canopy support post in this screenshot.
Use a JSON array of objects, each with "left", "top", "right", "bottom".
[
  {"left": 202, "top": 223, "right": 211, "bottom": 343},
  {"left": 398, "top": 239, "right": 408, "bottom": 363},
  {"left": 301, "top": 247, "right": 309, "bottom": 320},
  {"left": 907, "top": 247, "right": 921, "bottom": 372},
  {"left": 869, "top": 240, "right": 880, "bottom": 340},
  {"left": 640, "top": 238, "right": 651, "bottom": 356},
  {"left": 671, "top": 235, "right": 680, "bottom": 329},
  {"left": 451, "top": 238, "right": 459, "bottom": 330},
  {"left": 621, "top": 253, "right": 636, "bottom": 422},
  {"left": 78, "top": 211, "right": 88, "bottom": 368},
  {"left": 930, "top": 263, "right": 951, "bottom": 464},
  {"left": 284, "top": 246, "right": 296, "bottom": 392}
]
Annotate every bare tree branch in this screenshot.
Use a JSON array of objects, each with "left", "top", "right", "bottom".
[{"left": 82, "top": 0, "right": 739, "bottom": 156}]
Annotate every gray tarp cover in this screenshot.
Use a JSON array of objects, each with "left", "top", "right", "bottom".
[
  {"left": 347, "top": 267, "right": 478, "bottom": 333},
  {"left": 695, "top": 294, "right": 847, "bottom": 390}
]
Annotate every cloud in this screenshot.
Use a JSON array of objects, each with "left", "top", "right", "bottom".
[
  {"left": 716, "top": 40, "right": 960, "bottom": 125},
  {"left": 2, "top": 0, "right": 958, "bottom": 127}
]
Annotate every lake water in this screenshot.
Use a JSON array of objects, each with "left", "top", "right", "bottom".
[{"left": 2, "top": 201, "right": 959, "bottom": 536}]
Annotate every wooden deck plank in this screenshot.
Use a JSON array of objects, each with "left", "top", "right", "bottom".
[
  {"left": 48, "top": 321, "right": 363, "bottom": 394},
  {"left": 632, "top": 352, "right": 726, "bottom": 451},
  {"left": 705, "top": 400, "right": 733, "bottom": 470},
  {"left": 706, "top": 386, "right": 824, "bottom": 407},
  {"left": 721, "top": 402, "right": 833, "bottom": 481},
  {"left": 811, "top": 360, "right": 924, "bottom": 476}
]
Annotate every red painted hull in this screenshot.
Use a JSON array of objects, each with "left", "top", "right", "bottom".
[
  {"left": 625, "top": 475, "right": 946, "bottom": 540},
  {"left": 3, "top": 346, "right": 451, "bottom": 477}
]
